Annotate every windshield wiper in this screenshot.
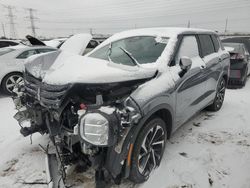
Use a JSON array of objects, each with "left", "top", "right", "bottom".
[{"left": 119, "top": 47, "right": 140, "bottom": 67}]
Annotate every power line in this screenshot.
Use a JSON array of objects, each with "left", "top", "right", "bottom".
[
  {"left": 26, "top": 8, "right": 38, "bottom": 37},
  {"left": 1, "top": 23, "right": 6, "bottom": 37},
  {"left": 6, "top": 5, "right": 18, "bottom": 38},
  {"left": 224, "top": 17, "right": 228, "bottom": 34}
]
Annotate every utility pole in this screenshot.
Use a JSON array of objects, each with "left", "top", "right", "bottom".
[
  {"left": 89, "top": 28, "right": 93, "bottom": 35},
  {"left": 26, "top": 8, "right": 38, "bottom": 37},
  {"left": 187, "top": 20, "right": 191, "bottom": 28},
  {"left": 224, "top": 18, "right": 228, "bottom": 34},
  {"left": 1, "top": 23, "right": 6, "bottom": 38},
  {"left": 6, "top": 5, "right": 17, "bottom": 39}
]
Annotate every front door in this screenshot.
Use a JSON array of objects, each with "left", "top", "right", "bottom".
[{"left": 175, "top": 35, "right": 207, "bottom": 126}]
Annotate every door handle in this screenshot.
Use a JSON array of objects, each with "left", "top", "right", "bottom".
[{"left": 200, "top": 65, "right": 206, "bottom": 69}]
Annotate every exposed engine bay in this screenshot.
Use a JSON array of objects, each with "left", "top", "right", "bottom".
[{"left": 12, "top": 71, "right": 149, "bottom": 187}]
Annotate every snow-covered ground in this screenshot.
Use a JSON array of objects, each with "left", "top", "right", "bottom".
[{"left": 0, "top": 79, "right": 250, "bottom": 188}]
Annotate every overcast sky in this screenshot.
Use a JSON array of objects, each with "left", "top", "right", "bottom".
[{"left": 0, "top": 0, "right": 250, "bottom": 39}]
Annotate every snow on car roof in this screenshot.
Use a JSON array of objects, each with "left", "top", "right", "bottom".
[
  {"left": 100, "top": 27, "right": 216, "bottom": 45},
  {"left": 90, "top": 27, "right": 216, "bottom": 56}
]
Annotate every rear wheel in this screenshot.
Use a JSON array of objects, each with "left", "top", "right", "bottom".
[
  {"left": 207, "top": 78, "right": 226, "bottom": 112},
  {"left": 129, "top": 118, "right": 167, "bottom": 183},
  {"left": 242, "top": 67, "right": 248, "bottom": 87},
  {"left": 1, "top": 73, "right": 23, "bottom": 95}
]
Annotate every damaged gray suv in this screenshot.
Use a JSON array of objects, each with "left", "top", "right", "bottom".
[{"left": 13, "top": 28, "right": 230, "bottom": 188}]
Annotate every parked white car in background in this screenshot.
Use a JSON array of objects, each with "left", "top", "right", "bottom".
[
  {"left": 0, "top": 45, "right": 57, "bottom": 94},
  {"left": 0, "top": 33, "right": 97, "bottom": 95}
]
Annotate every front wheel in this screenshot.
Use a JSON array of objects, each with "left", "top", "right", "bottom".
[
  {"left": 129, "top": 118, "right": 167, "bottom": 183},
  {"left": 207, "top": 77, "right": 226, "bottom": 112}
]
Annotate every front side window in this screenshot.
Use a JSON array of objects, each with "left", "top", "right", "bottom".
[
  {"left": 16, "top": 49, "right": 37, "bottom": 59},
  {"left": 175, "top": 35, "right": 199, "bottom": 64},
  {"left": 198, "top": 35, "right": 215, "bottom": 57},
  {"left": 89, "top": 36, "right": 168, "bottom": 66},
  {"left": 211, "top": 35, "right": 220, "bottom": 52}
]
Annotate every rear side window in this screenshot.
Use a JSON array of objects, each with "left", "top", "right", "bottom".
[
  {"left": 37, "top": 48, "right": 56, "bottom": 53},
  {"left": 0, "top": 41, "right": 18, "bottom": 48},
  {"left": 211, "top": 35, "right": 220, "bottom": 52},
  {"left": 198, "top": 35, "right": 215, "bottom": 57},
  {"left": 175, "top": 35, "right": 199, "bottom": 64},
  {"left": 16, "top": 49, "right": 37, "bottom": 59}
]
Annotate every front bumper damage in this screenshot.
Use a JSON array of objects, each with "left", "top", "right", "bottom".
[{"left": 12, "top": 83, "right": 142, "bottom": 187}]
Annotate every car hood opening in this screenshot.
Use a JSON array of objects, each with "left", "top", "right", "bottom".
[{"left": 26, "top": 35, "right": 46, "bottom": 46}]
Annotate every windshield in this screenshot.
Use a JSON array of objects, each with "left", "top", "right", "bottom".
[
  {"left": 223, "top": 43, "right": 244, "bottom": 53},
  {"left": 0, "top": 48, "right": 15, "bottom": 56},
  {"left": 89, "top": 36, "right": 168, "bottom": 66}
]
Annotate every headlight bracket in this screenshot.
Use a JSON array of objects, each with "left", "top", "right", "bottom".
[{"left": 78, "top": 109, "right": 119, "bottom": 147}]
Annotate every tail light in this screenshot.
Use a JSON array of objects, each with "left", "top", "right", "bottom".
[
  {"left": 230, "top": 70, "right": 241, "bottom": 78},
  {"left": 230, "top": 53, "right": 245, "bottom": 60}
]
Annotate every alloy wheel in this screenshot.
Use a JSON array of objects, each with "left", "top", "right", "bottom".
[
  {"left": 215, "top": 79, "right": 226, "bottom": 109},
  {"left": 5, "top": 75, "right": 23, "bottom": 93},
  {"left": 138, "top": 125, "right": 165, "bottom": 176}
]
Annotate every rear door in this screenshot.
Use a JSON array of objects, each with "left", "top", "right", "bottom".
[
  {"left": 198, "top": 34, "right": 222, "bottom": 104},
  {"left": 175, "top": 35, "right": 207, "bottom": 126}
]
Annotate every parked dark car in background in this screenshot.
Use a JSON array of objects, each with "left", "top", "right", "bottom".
[
  {"left": 223, "top": 42, "right": 250, "bottom": 87},
  {"left": 0, "top": 39, "right": 19, "bottom": 48},
  {"left": 222, "top": 37, "right": 250, "bottom": 55}
]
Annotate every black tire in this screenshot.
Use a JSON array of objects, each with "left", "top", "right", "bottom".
[
  {"left": 241, "top": 67, "right": 248, "bottom": 87},
  {"left": 207, "top": 77, "right": 226, "bottom": 112},
  {"left": 129, "top": 117, "right": 167, "bottom": 183},
  {"left": 1, "top": 72, "right": 23, "bottom": 95}
]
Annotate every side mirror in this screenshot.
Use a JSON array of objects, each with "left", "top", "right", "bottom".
[
  {"left": 180, "top": 56, "right": 192, "bottom": 71},
  {"left": 179, "top": 56, "right": 192, "bottom": 78}
]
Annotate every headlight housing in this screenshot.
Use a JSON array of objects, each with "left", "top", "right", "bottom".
[{"left": 79, "top": 111, "right": 118, "bottom": 146}]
